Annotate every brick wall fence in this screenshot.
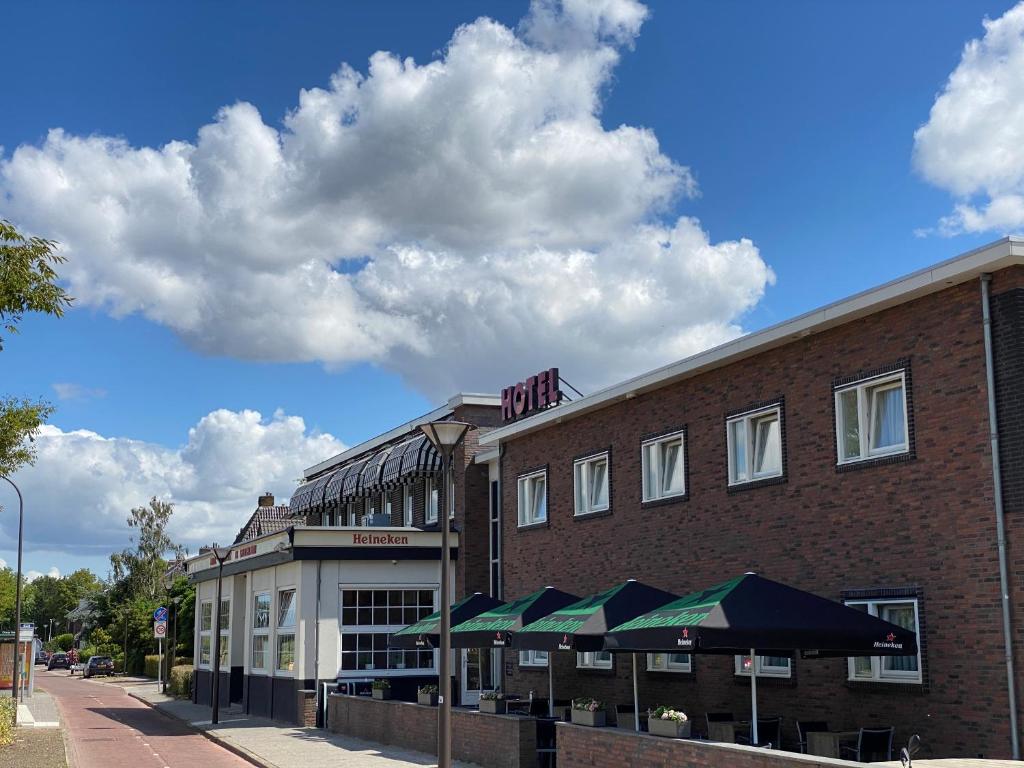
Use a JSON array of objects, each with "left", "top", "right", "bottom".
[
  {"left": 327, "top": 694, "right": 537, "bottom": 768},
  {"left": 297, "top": 689, "right": 317, "bottom": 727},
  {"left": 556, "top": 722, "right": 862, "bottom": 768}
]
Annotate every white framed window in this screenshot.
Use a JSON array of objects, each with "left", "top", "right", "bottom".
[
  {"left": 251, "top": 592, "right": 270, "bottom": 672},
  {"left": 276, "top": 588, "right": 296, "bottom": 674},
  {"left": 642, "top": 431, "right": 685, "bottom": 501},
  {"left": 517, "top": 470, "right": 547, "bottom": 526},
  {"left": 425, "top": 478, "right": 439, "bottom": 524},
  {"left": 403, "top": 484, "right": 414, "bottom": 527},
  {"left": 835, "top": 372, "right": 909, "bottom": 464},
  {"left": 340, "top": 586, "right": 437, "bottom": 674},
  {"left": 735, "top": 654, "right": 791, "bottom": 678},
  {"left": 519, "top": 650, "right": 548, "bottom": 667},
  {"left": 845, "top": 598, "right": 921, "bottom": 683},
  {"left": 574, "top": 453, "right": 609, "bottom": 516},
  {"left": 576, "top": 651, "right": 612, "bottom": 669},
  {"left": 646, "top": 652, "right": 691, "bottom": 673},
  {"left": 217, "top": 597, "right": 230, "bottom": 669},
  {"left": 727, "top": 405, "right": 783, "bottom": 485},
  {"left": 199, "top": 600, "right": 212, "bottom": 667},
  {"left": 383, "top": 492, "right": 392, "bottom": 520},
  {"left": 449, "top": 478, "right": 455, "bottom": 519}
]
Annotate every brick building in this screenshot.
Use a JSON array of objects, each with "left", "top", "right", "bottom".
[{"left": 477, "top": 237, "right": 1024, "bottom": 759}]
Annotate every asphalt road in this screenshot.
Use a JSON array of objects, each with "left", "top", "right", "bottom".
[{"left": 35, "top": 670, "right": 252, "bottom": 768}]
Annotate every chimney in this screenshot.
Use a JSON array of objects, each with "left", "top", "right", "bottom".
[{"left": 258, "top": 491, "right": 274, "bottom": 507}]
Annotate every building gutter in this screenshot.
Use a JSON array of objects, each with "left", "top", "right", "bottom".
[
  {"left": 981, "top": 273, "right": 1020, "bottom": 760},
  {"left": 314, "top": 559, "right": 322, "bottom": 725}
]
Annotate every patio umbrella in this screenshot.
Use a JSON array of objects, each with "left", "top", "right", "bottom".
[
  {"left": 513, "top": 579, "right": 677, "bottom": 724},
  {"left": 390, "top": 592, "right": 504, "bottom": 650},
  {"left": 605, "top": 573, "right": 918, "bottom": 745}
]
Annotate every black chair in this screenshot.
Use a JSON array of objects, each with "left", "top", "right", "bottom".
[
  {"left": 840, "top": 726, "right": 895, "bottom": 762},
  {"left": 796, "top": 720, "right": 829, "bottom": 753},
  {"left": 736, "top": 716, "right": 782, "bottom": 749},
  {"left": 529, "top": 698, "right": 550, "bottom": 717},
  {"left": 536, "top": 717, "right": 557, "bottom": 768}
]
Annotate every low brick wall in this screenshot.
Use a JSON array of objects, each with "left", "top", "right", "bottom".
[
  {"left": 327, "top": 694, "right": 537, "bottom": 768},
  {"left": 297, "top": 689, "right": 317, "bottom": 727},
  {"left": 556, "top": 722, "right": 862, "bottom": 768}
]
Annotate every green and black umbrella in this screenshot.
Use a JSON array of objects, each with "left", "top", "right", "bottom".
[
  {"left": 450, "top": 586, "right": 580, "bottom": 649},
  {"left": 390, "top": 592, "right": 504, "bottom": 650},
  {"left": 514, "top": 579, "right": 677, "bottom": 724},
  {"left": 605, "top": 573, "right": 918, "bottom": 745}
]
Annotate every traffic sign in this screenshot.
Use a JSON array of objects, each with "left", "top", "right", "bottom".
[
  {"left": 154, "top": 620, "right": 167, "bottom": 638},
  {"left": 154, "top": 606, "right": 169, "bottom": 622}
]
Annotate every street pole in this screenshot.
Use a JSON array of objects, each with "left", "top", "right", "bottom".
[
  {"left": 171, "top": 597, "right": 181, "bottom": 690},
  {"left": 1, "top": 476, "right": 25, "bottom": 710},
  {"left": 210, "top": 547, "right": 231, "bottom": 725}
]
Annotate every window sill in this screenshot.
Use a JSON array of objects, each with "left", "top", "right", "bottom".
[
  {"left": 572, "top": 509, "right": 612, "bottom": 522},
  {"left": 726, "top": 474, "right": 786, "bottom": 494},
  {"left": 734, "top": 674, "right": 795, "bottom": 688},
  {"left": 517, "top": 520, "right": 549, "bottom": 532},
  {"left": 640, "top": 493, "right": 688, "bottom": 510},
  {"left": 835, "top": 451, "right": 914, "bottom": 474},
  {"left": 845, "top": 678, "right": 925, "bottom": 694},
  {"left": 646, "top": 670, "right": 696, "bottom": 680},
  {"left": 576, "top": 666, "right": 616, "bottom": 676},
  {"left": 518, "top": 664, "right": 549, "bottom": 670}
]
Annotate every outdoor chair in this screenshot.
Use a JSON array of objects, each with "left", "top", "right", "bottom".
[
  {"left": 796, "top": 720, "right": 829, "bottom": 753},
  {"left": 536, "top": 717, "right": 557, "bottom": 768},
  {"left": 736, "top": 716, "right": 782, "bottom": 749},
  {"left": 839, "top": 726, "right": 895, "bottom": 762},
  {"left": 529, "top": 698, "right": 550, "bottom": 717}
]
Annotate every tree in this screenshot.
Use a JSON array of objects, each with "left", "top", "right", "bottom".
[{"left": 110, "top": 497, "right": 184, "bottom": 601}]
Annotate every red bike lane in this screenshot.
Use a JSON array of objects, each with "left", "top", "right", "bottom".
[{"left": 36, "top": 670, "right": 252, "bottom": 768}]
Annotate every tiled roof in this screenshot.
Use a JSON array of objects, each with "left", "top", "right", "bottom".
[{"left": 233, "top": 505, "right": 296, "bottom": 544}]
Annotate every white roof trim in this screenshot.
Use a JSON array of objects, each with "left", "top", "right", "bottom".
[
  {"left": 304, "top": 392, "right": 499, "bottom": 477},
  {"left": 482, "top": 237, "right": 1024, "bottom": 446},
  {"left": 474, "top": 447, "right": 500, "bottom": 464}
]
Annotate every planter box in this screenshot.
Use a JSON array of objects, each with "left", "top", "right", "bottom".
[
  {"left": 372, "top": 688, "right": 392, "bottom": 700},
  {"left": 418, "top": 692, "right": 438, "bottom": 706},
  {"left": 479, "top": 699, "right": 507, "bottom": 714},
  {"left": 648, "top": 718, "right": 691, "bottom": 738},
  {"left": 571, "top": 709, "right": 606, "bottom": 727}
]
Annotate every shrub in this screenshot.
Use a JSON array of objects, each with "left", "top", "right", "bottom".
[
  {"left": 572, "top": 697, "right": 604, "bottom": 712},
  {"left": 0, "top": 697, "right": 14, "bottom": 746},
  {"left": 169, "top": 665, "right": 193, "bottom": 698},
  {"left": 418, "top": 684, "right": 439, "bottom": 695},
  {"left": 371, "top": 679, "right": 390, "bottom": 690},
  {"left": 78, "top": 646, "right": 97, "bottom": 662},
  {"left": 480, "top": 691, "right": 505, "bottom": 701},
  {"left": 144, "top": 655, "right": 161, "bottom": 679},
  {"left": 52, "top": 633, "right": 74, "bottom": 652}
]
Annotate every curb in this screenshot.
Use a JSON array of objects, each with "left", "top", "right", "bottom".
[{"left": 123, "top": 690, "right": 280, "bottom": 768}]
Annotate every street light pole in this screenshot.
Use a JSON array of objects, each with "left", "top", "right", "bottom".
[
  {"left": 210, "top": 546, "right": 231, "bottom": 725},
  {"left": 419, "top": 421, "right": 472, "bottom": 768},
  {"left": 1, "top": 476, "right": 25, "bottom": 709}
]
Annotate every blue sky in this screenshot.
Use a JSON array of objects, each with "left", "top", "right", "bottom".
[{"left": 2, "top": 0, "right": 1022, "bottom": 577}]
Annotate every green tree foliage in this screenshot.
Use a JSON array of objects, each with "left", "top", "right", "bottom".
[
  {"left": 110, "top": 497, "right": 184, "bottom": 601},
  {"left": 0, "top": 396, "right": 54, "bottom": 477},
  {"left": 0, "top": 219, "right": 71, "bottom": 349},
  {"left": 0, "top": 567, "right": 17, "bottom": 631},
  {"left": 51, "top": 633, "right": 74, "bottom": 652}
]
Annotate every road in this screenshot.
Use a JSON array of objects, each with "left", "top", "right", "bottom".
[{"left": 35, "top": 670, "right": 252, "bottom": 768}]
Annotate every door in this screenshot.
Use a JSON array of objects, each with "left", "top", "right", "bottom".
[{"left": 460, "top": 648, "right": 497, "bottom": 705}]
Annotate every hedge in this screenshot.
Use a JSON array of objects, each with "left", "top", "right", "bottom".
[
  {"left": 143, "top": 655, "right": 161, "bottom": 679},
  {"left": 169, "top": 665, "right": 193, "bottom": 698},
  {"left": 0, "top": 697, "right": 15, "bottom": 746}
]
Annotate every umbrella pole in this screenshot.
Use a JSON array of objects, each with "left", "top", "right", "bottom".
[
  {"left": 750, "top": 648, "right": 759, "bottom": 746},
  {"left": 632, "top": 653, "right": 640, "bottom": 731},
  {"left": 548, "top": 658, "right": 554, "bottom": 717}
]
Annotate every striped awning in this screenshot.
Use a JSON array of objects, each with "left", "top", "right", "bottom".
[
  {"left": 324, "top": 458, "right": 369, "bottom": 504},
  {"left": 379, "top": 434, "right": 442, "bottom": 487},
  {"left": 358, "top": 447, "right": 393, "bottom": 493},
  {"left": 289, "top": 479, "right": 319, "bottom": 512}
]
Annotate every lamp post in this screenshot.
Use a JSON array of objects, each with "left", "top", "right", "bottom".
[
  {"left": 210, "top": 546, "right": 231, "bottom": 725},
  {"left": 170, "top": 596, "right": 181, "bottom": 692},
  {"left": 48, "top": 619, "right": 55, "bottom": 642},
  {"left": 418, "top": 420, "right": 472, "bottom": 768},
  {"left": 1, "top": 476, "right": 25, "bottom": 709}
]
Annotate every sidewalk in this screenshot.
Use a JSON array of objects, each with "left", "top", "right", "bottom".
[
  {"left": 15, "top": 689, "right": 60, "bottom": 728},
  {"left": 100, "top": 677, "right": 478, "bottom": 768}
]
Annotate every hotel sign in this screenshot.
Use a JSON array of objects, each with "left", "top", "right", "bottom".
[{"left": 501, "top": 367, "right": 562, "bottom": 423}]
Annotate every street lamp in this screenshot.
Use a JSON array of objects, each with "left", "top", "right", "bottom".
[
  {"left": 48, "top": 619, "right": 55, "bottom": 642},
  {"left": 418, "top": 420, "right": 472, "bottom": 768},
  {"left": 1, "top": 476, "right": 25, "bottom": 710},
  {"left": 210, "top": 546, "right": 231, "bottom": 725}
]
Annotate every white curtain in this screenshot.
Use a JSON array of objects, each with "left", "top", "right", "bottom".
[{"left": 871, "top": 385, "right": 905, "bottom": 450}]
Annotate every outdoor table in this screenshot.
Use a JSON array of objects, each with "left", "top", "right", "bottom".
[
  {"left": 506, "top": 699, "right": 533, "bottom": 714},
  {"left": 806, "top": 730, "right": 860, "bottom": 758},
  {"left": 707, "top": 720, "right": 748, "bottom": 743}
]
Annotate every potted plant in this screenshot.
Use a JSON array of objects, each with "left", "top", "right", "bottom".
[
  {"left": 647, "top": 706, "right": 690, "bottom": 738},
  {"left": 571, "top": 697, "right": 606, "bottom": 727},
  {"left": 479, "top": 691, "right": 507, "bottom": 714},
  {"left": 418, "top": 684, "right": 439, "bottom": 706},
  {"left": 371, "top": 679, "right": 392, "bottom": 700}
]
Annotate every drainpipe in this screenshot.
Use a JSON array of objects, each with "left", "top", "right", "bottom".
[
  {"left": 314, "top": 559, "right": 322, "bottom": 726},
  {"left": 981, "top": 273, "right": 1020, "bottom": 759},
  {"left": 497, "top": 442, "right": 505, "bottom": 695}
]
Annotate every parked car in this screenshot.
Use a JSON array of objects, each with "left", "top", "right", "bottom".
[
  {"left": 83, "top": 656, "right": 115, "bottom": 679},
  {"left": 47, "top": 652, "right": 69, "bottom": 670},
  {"left": 35, "top": 650, "right": 50, "bottom": 665}
]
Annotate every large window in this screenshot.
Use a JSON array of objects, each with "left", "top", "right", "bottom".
[
  {"left": 199, "top": 600, "right": 212, "bottom": 667},
  {"left": 835, "top": 372, "right": 909, "bottom": 464},
  {"left": 276, "top": 588, "right": 296, "bottom": 673},
  {"left": 251, "top": 592, "right": 270, "bottom": 672},
  {"left": 845, "top": 598, "right": 921, "bottom": 683},
  {"left": 519, "top": 650, "right": 548, "bottom": 667},
  {"left": 727, "top": 405, "right": 783, "bottom": 485},
  {"left": 218, "top": 597, "right": 230, "bottom": 669},
  {"left": 577, "top": 651, "right": 612, "bottom": 669},
  {"left": 574, "top": 453, "right": 609, "bottom": 516},
  {"left": 425, "top": 478, "right": 439, "bottom": 524},
  {"left": 383, "top": 492, "right": 393, "bottom": 520},
  {"left": 642, "top": 431, "right": 685, "bottom": 501},
  {"left": 403, "top": 484, "right": 414, "bottom": 527},
  {"left": 647, "top": 652, "right": 691, "bottom": 673},
  {"left": 735, "top": 654, "right": 791, "bottom": 678},
  {"left": 340, "top": 588, "right": 436, "bottom": 673},
  {"left": 517, "top": 470, "right": 547, "bottom": 526}
]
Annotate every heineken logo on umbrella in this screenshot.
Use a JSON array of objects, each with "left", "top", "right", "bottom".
[
  {"left": 874, "top": 631, "right": 903, "bottom": 650},
  {"left": 676, "top": 627, "right": 693, "bottom": 647},
  {"left": 558, "top": 634, "right": 572, "bottom": 650},
  {"left": 492, "top": 631, "right": 508, "bottom": 647}
]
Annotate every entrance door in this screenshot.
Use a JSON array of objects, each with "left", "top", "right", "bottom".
[{"left": 460, "top": 648, "right": 496, "bottom": 705}]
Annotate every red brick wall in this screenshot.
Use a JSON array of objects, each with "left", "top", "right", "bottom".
[
  {"left": 498, "top": 271, "right": 1024, "bottom": 759},
  {"left": 556, "top": 722, "right": 859, "bottom": 768},
  {"left": 326, "top": 694, "right": 536, "bottom": 767},
  {"left": 297, "top": 688, "right": 317, "bottom": 727}
]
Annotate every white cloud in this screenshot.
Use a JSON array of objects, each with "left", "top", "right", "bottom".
[
  {"left": 0, "top": 0, "right": 772, "bottom": 397},
  {"left": 53, "top": 383, "right": 107, "bottom": 401},
  {"left": 914, "top": 2, "right": 1024, "bottom": 235},
  {"left": 1, "top": 409, "right": 344, "bottom": 558},
  {"left": 25, "top": 567, "right": 61, "bottom": 582},
  {"left": 0, "top": 558, "right": 6, "bottom": 569}
]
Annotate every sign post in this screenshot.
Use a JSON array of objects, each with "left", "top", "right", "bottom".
[{"left": 154, "top": 614, "right": 168, "bottom": 692}]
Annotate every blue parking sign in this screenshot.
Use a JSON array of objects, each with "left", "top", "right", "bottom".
[{"left": 154, "top": 606, "right": 168, "bottom": 622}]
